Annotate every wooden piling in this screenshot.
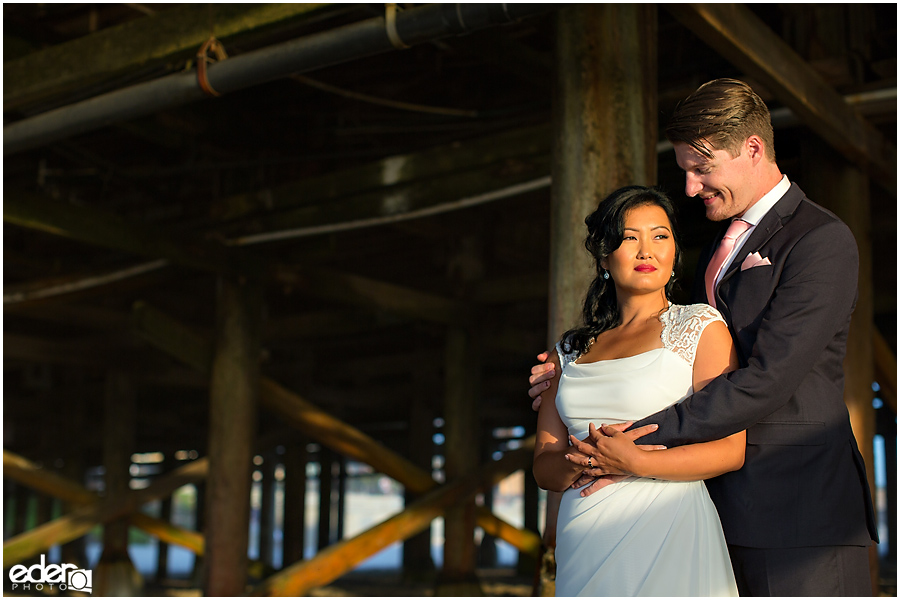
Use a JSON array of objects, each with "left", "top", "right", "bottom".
[
  {"left": 204, "top": 276, "right": 262, "bottom": 596},
  {"left": 439, "top": 326, "right": 483, "bottom": 595},
  {"left": 95, "top": 371, "right": 143, "bottom": 596},
  {"left": 544, "top": 4, "right": 659, "bottom": 594},
  {"left": 282, "top": 442, "right": 307, "bottom": 566}
]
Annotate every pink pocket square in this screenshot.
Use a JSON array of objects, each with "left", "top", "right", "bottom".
[{"left": 741, "top": 252, "right": 772, "bottom": 271}]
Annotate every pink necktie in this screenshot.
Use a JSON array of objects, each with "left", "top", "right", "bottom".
[{"left": 705, "top": 219, "right": 750, "bottom": 308}]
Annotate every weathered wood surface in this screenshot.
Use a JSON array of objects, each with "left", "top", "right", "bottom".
[
  {"left": 133, "top": 302, "right": 542, "bottom": 555},
  {"left": 542, "top": 8, "right": 660, "bottom": 584},
  {"left": 667, "top": 3, "right": 896, "bottom": 192},
  {"left": 2, "top": 332, "right": 171, "bottom": 371},
  {"left": 441, "top": 326, "right": 481, "bottom": 589},
  {"left": 272, "top": 266, "right": 470, "bottom": 325},
  {"left": 548, "top": 3, "right": 658, "bottom": 343},
  {"left": 211, "top": 124, "right": 550, "bottom": 224},
  {"left": 4, "top": 191, "right": 466, "bottom": 325},
  {"left": 2, "top": 450, "right": 95, "bottom": 505},
  {"left": 3, "top": 458, "right": 208, "bottom": 568},
  {"left": 255, "top": 438, "right": 535, "bottom": 597},
  {"left": 133, "top": 301, "right": 437, "bottom": 494},
  {"left": 5, "top": 450, "right": 205, "bottom": 573},
  {"left": 205, "top": 277, "right": 261, "bottom": 596},
  {"left": 5, "top": 4, "right": 332, "bottom": 111},
  {"left": 3, "top": 260, "right": 169, "bottom": 307},
  {"left": 475, "top": 505, "right": 541, "bottom": 557},
  {"left": 3, "top": 191, "right": 242, "bottom": 275}
]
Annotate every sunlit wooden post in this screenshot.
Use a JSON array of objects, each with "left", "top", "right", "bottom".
[
  {"left": 95, "top": 371, "right": 143, "bottom": 596},
  {"left": 544, "top": 4, "right": 658, "bottom": 595},
  {"left": 204, "top": 276, "right": 262, "bottom": 596},
  {"left": 282, "top": 441, "right": 307, "bottom": 566},
  {"left": 802, "top": 139, "right": 878, "bottom": 592}
]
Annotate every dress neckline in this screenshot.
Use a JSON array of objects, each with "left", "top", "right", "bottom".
[
  {"left": 572, "top": 303, "right": 673, "bottom": 366},
  {"left": 571, "top": 346, "right": 665, "bottom": 366}
]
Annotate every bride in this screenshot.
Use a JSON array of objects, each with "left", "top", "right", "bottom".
[{"left": 533, "top": 186, "right": 742, "bottom": 596}]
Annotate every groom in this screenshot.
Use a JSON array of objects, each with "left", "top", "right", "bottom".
[{"left": 528, "top": 78, "right": 878, "bottom": 596}]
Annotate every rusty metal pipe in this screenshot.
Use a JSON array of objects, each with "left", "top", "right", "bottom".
[{"left": 4, "top": 4, "right": 555, "bottom": 156}]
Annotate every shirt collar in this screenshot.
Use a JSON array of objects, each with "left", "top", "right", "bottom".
[{"left": 739, "top": 175, "right": 791, "bottom": 226}]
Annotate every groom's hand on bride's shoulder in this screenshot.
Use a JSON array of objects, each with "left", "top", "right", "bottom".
[{"left": 528, "top": 351, "right": 555, "bottom": 411}]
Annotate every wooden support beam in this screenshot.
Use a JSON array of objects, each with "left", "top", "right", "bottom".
[
  {"left": 3, "top": 332, "right": 167, "bottom": 370},
  {"left": 211, "top": 124, "right": 550, "bottom": 224},
  {"left": 4, "top": 449, "right": 206, "bottom": 556},
  {"left": 3, "top": 260, "right": 169, "bottom": 308},
  {"left": 542, "top": 5, "right": 659, "bottom": 591},
  {"left": 666, "top": 3, "right": 896, "bottom": 192},
  {"left": 549, "top": 3, "right": 657, "bottom": 342},
  {"left": 3, "top": 191, "right": 243, "bottom": 275},
  {"left": 440, "top": 326, "right": 482, "bottom": 592},
  {"left": 4, "top": 4, "right": 331, "bottom": 111},
  {"left": 96, "top": 372, "right": 142, "bottom": 595},
  {"left": 134, "top": 300, "right": 443, "bottom": 494},
  {"left": 4, "top": 191, "right": 464, "bottom": 325},
  {"left": 254, "top": 438, "right": 535, "bottom": 597},
  {"left": 226, "top": 156, "right": 552, "bottom": 244},
  {"left": 873, "top": 329, "right": 897, "bottom": 413},
  {"left": 274, "top": 266, "right": 470, "bottom": 326},
  {"left": 204, "top": 276, "right": 261, "bottom": 596},
  {"left": 129, "top": 512, "right": 205, "bottom": 557},
  {"left": 2, "top": 450, "right": 95, "bottom": 505},
  {"left": 475, "top": 505, "right": 540, "bottom": 558},
  {"left": 3, "top": 458, "right": 208, "bottom": 568},
  {"left": 132, "top": 302, "right": 542, "bottom": 555}
]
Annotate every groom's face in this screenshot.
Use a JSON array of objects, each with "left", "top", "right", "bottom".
[{"left": 674, "top": 140, "right": 756, "bottom": 222}]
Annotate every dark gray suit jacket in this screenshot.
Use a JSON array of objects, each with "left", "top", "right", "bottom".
[{"left": 634, "top": 183, "right": 878, "bottom": 548}]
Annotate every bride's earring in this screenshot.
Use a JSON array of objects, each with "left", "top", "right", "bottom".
[{"left": 603, "top": 270, "right": 610, "bottom": 280}]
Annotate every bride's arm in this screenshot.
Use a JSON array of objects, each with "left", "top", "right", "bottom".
[
  {"left": 532, "top": 351, "right": 589, "bottom": 492},
  {"left": 569, "top": 321, "right": 745, "bottom": 481}
]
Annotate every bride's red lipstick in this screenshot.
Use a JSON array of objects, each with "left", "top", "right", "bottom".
[{"left": 635, "top": 265, "right": 656, "bottom": 273}]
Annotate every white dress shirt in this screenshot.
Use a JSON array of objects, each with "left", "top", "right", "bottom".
[{"left": 714, "top": 174, "right": 791, "bottom": 289}]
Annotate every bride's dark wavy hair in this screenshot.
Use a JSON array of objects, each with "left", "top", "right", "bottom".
[{"left": 560, "top": 185, "right": 683, "bottom": 355}]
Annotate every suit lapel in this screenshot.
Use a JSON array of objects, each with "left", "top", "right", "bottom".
[{"left": 718, "top": 183, "right": 804, "bottom": 287}]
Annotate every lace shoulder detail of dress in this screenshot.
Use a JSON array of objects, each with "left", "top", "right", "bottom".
[
  {"left": 555, "top": 339, "right": 581, "bottom": 371},
  {"left": 660, "top": 303, "right": 727, "bottom": 367}
]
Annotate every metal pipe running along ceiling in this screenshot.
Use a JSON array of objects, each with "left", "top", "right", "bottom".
[{"left": 4, "top": 4, "right": 555, "bottom": 156}]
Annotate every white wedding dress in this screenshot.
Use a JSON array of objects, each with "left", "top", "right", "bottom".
[{"left": 553, "top": 303, "right": 738, "bottom": 597}]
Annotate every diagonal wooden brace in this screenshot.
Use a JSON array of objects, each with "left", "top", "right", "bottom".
[
  {"left": 3, "top": 454, "right": 207, "bottom": 568},
  {"left": 132, "top": 301, "right": 541, "bottom": 561},
  {"left": 255, "top": 438, "right": 535, "bottom": 596}
]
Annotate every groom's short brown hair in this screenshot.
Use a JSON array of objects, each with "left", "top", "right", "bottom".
[{"left": 665, "top": 78, "right": 776, "bottom": 163}]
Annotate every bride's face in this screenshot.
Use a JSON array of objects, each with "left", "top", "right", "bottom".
[{"left": 601, "top": 203, "right": 676, "bottom": 297}]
